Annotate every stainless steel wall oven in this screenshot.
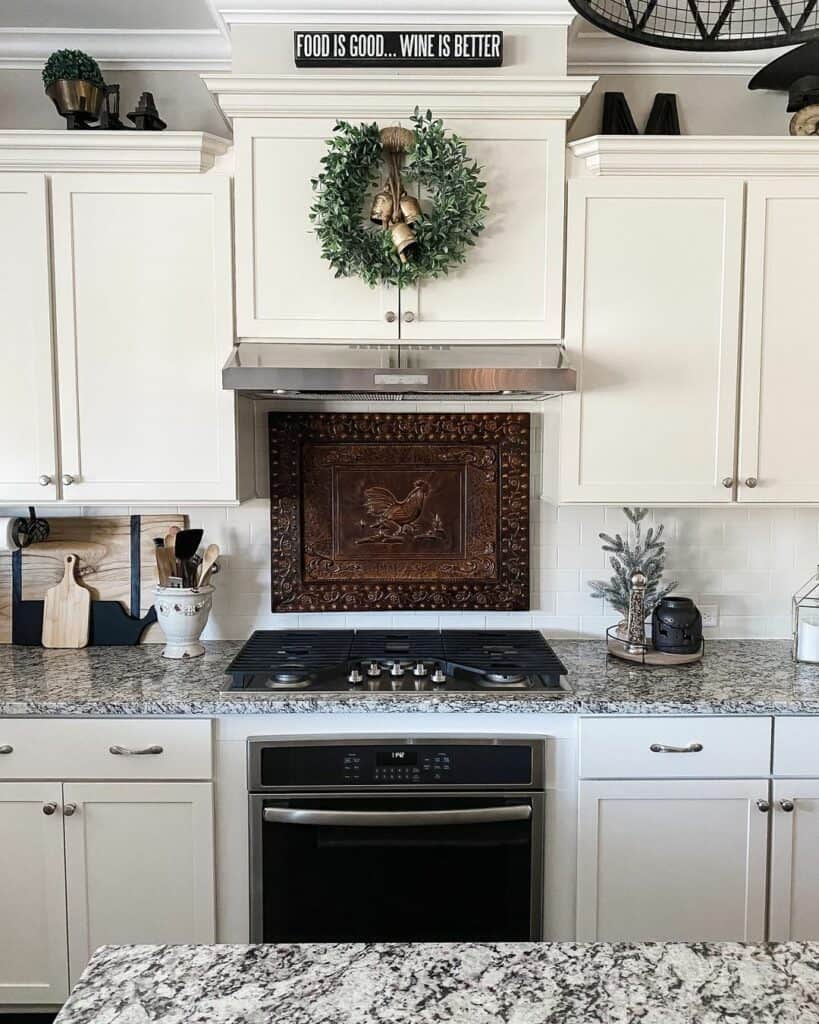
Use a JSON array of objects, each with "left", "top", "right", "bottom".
[{"left": 248, "top": 737, "right": 545, "bottom": 943}]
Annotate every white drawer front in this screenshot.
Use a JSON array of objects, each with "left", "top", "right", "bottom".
[
  {"left": 580, "top": 717, "right": 771, "bottom": 779},
  {"left": 0, "top": 719, "right": 212, "bottom": 780},
  {"left": 774, "top": 718, "right": 819, "bottom": 777}
]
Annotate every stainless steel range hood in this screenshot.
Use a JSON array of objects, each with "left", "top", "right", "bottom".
[{"left": 222, "top": 344, "right": 575, "bottom": 401}]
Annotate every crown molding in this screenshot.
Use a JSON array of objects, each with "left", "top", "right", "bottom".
[
  {"left": 203, "top": 73, "right": 597, "bottom": 119},
  {"left": 215, "top": 0, "right": 577, "bottom": 27},
  {"left": 0, "top": 27, "right": 231, "bottom": 72},
  {"left": 0, "top": 131, "right": 231, "bottom": 173},
  {"left": 567, "top": 26, "right": 792, "bottom": 76},
  {"left": 569, "top": 135, "right": 819, "bottom": 175}
]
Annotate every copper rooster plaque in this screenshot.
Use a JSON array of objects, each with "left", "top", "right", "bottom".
[{"left": 269, "top": 412, "right": 530, "bottom": 612}]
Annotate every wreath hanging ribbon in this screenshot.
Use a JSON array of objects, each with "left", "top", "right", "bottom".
[{"left": 310, "top": 107, "right": 488, "bottom": 288}]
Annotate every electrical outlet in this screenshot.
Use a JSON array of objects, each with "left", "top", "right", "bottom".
[{"left": 700, "top": 605, "right": 719, "bottom": 628}]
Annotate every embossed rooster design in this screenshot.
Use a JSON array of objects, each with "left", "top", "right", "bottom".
[{"left": 356, "top": 480, "right": 444, "bottom": 545}]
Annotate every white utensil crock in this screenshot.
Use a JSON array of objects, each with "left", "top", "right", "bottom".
[{"left": 154, "top": 586, "right": 214, "bottom": 659}]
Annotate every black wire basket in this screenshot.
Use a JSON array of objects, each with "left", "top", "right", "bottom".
[{"left": 569, "top": 0, "right": 819, "bottom": 50}]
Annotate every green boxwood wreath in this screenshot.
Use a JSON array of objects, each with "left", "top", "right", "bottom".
[{"left": 309, "top": 108, "right": 488, "bottom": 288}]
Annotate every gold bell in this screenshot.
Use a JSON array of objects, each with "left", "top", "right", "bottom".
[
  {"left": 370, "top": 188, "right": 394, "bottom": 226},
  {"left": 399, "top": 193, "right": 422, "bottom": 225},
  {"left": 391, "top": 222, "right": 418, "bottom": 264}
]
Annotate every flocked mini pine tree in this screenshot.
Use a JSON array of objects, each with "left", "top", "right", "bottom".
[{"left": 588, "top": 507, "right": 677, "bottom": 620}]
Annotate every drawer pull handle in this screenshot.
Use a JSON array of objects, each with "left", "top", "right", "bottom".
[
  {"left": 0, "top": 744, "right": 12, "bottom": 755},
  {"left": 779, "top": 799, "right": 795, "bottom": 813},
  {"left": 109, "top": 744, "right": 164, "bottom": 756},
  {"left": 649, "top": 742, "right": 703, "bottom": 753},
  {"left": 756, "top": 799, "right": 771, "bottom": 813}
]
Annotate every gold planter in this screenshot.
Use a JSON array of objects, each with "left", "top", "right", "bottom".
[
  {"left": 391, "top": 222, "right": 418, "bottom": 264},
  {"left": 45, "top": 79, "right": 104, "bottom": 120}
]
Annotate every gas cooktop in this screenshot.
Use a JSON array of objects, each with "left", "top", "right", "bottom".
[{"left": 222, "top": 629, "right": 569, "bottom": 695}]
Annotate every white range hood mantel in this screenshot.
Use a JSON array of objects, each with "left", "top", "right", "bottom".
[{"left": 203, "top": 73, "right": 597, "bottom": 121}]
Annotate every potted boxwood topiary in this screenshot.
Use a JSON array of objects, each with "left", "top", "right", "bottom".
[{"left": 42, "top": 49, "right": 105, "bottom": 125}]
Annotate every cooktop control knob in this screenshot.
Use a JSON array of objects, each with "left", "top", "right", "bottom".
[
  {"left": 348, "top": 668, "right": 364, "bottom": 684},
  {"left": 367, "top": 662, "right": 381, "bottom": 677},
  {"left": 413, "top": 662, "right": 427, "bottom": 677},
  {"left": 431, "top": 666, "right": 446, "bottom": 686},
  {"left": 390, "top": 662, "right": 405, "bottom": 678}
]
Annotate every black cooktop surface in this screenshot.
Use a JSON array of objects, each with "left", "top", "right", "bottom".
[{"left": 223, "top": 629, "right": 568, "bottom": 694}]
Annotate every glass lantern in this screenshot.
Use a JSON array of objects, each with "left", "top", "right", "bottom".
[{"left": 793, "top": 565, "right": 819, "bottom": 663}]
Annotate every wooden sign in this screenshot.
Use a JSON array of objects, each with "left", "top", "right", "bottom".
[
  {"left": 269, "top": 412, "right": 530, "bottom": 613},
  {"left": 294, "top": 31, "right": 503, "bottom": 68}
]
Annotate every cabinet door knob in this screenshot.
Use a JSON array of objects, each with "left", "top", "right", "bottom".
[
  {"left": 63, "top": 803, "right": 77, "bottom": 816},
  {"left": 0, "top": 744, "right": 12, "bottom": 755},
  {"left": 39, "top": 474, "right": 53, "bottom": 487},
  {"left": 745, "top": 477, "right": 758, "bottom": 489},
  {"left": 384, "top": 311, "right": 397, "bottom": 323},
  {"left": 722, "top": 477, "right": 734, "bottom": 488},
  {"left": 42, "top": 802, "right": 57, "bottom": 816},
  {"left": 779, "top": 799, "right": 795, "bottom": 813},
  {"left": 402, "top": 311, "right": 416, "bottom": 323},
  {"left": 61, "top": 474, "right": 75, "bottom": 486},
  {"left": 755, "top": 799, "right": 770, "bottom": 813}
]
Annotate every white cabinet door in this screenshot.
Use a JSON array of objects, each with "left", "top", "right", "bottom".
[
  {"left": 0, "top": 175, "right": 58, "bottom": 503},
  {"left": 51, "top": 174, "right": 236, "bottom": 503},
  {"left": 401, "top": 119, "right": 565, "bottom": 342},
  {"left": 770, "top": 781, "right": 819, "bottom": 941},
  {"left": 234, "top": 118, "right": 395, "bottom": 340},
  {"left": 739, "top": 179, "right": 819, "bottom": 502},
  {"left": 63, "top": 782, "right": 215, "bottom": 986},
  {"left": 560, "top": 178, "right": 744, "bottom": 504},
  {"left": 577, "top": 779, "right": 768, "bottom": 941},
  {"left": 0, "top": 783, "right": 68, "bottom": 1004}
]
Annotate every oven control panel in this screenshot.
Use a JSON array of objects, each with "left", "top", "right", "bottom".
[{"left": 256, "top": 741, "right": 540, "bottom": 790}]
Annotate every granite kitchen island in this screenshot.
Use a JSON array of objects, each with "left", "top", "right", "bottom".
[{"left": 53, "top": 941, "right": 819, "bottom": 1023}]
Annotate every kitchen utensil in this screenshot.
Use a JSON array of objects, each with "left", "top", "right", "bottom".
[
  {"left": 174, "top": 529, "right": 204, "bottom": 562},
  {"left": 197, "top": 544, "right": 220, "bottom": 588},
  {"left": 164, "top": 527, "right": 180, "bottom": 555},
  {"left": 651, "top": 596, "right": 703, "bottom": 655},
  {"left": 42, "top": 554, "right": 91, "bottom": 649}
]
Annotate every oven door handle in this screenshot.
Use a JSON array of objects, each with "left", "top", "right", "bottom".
[{"left": 262, "top": 805, "right": 532, "bottom": 827}]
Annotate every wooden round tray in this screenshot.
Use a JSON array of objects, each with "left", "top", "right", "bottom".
[{"left": 606, "top": 626, "right": 704, "bottom": 666}]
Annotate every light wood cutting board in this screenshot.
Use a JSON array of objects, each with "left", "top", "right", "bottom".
[
  {"left": 42, "top": 554, "right": 91, "bottom": 648},
  {"left": 0, "top": 514, "right": 186, "bottom": 644}
]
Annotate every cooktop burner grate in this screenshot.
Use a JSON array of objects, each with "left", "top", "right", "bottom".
[
  {"left": 350, "top": 630, "right": 446, "bottom": 663},
  {"left": 225, "top": 630, "right": 355, "bottom": 675},
  {"left": 442, "top": 630, "right": 568, "bottom": 678}
]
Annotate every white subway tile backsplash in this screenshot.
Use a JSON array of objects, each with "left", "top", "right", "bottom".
[{"left": 6, "top": 422, "right": 817, "bottom": 640}]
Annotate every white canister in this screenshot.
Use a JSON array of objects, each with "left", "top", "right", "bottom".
[{"left": 154, "top": 586, "right": 214, "bottom": 659}]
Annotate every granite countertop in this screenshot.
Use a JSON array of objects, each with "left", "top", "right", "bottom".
[
  {"left": 54, "top": 942, "right": 819, "bottom": 1024},
  {"left": 2, "top": 639, "right": 819, "bottom": 717}
]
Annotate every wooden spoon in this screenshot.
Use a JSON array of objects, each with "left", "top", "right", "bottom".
[{"left": 198, "top": 544, "right": 220, "bottom": 587}]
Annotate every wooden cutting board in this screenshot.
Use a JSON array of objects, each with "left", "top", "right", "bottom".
[
  {"left": 0, "top": 514, "right": 186, "bottom": 644},
  {"left": 42, "top": 554, "right": 91, "bottom": 648}
]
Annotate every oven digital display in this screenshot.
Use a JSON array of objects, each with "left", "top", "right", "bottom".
[{"left": 376, "top": 750, "right": 418, "bottom": 766}]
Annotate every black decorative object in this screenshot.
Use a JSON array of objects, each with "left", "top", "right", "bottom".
[
  {"left": 97, "top": 84, "right": 127, "bottom": 130},
  {"left": 602, "top": 92, "right": 639, "bottom": 134},
  {"left": 645, "top": 93, "right": 681, "bottom": 134},
  {"left": 127, "top": 92, "right": 167, "bottom": 131},
  {"left": 569, "top": 0, "right": 819, "bottom": 50},
  {"left": 294, "top": 30, "right": 503, "bottom": 67},
  {"left": 11, "top": 507, "right": 50, "bottom": 549},
  {"left": 651, "top": 596, "right": 703, "bottom": 655},
  {"left": 749, "top": 41, "right": 819, "bottom": 133}
]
